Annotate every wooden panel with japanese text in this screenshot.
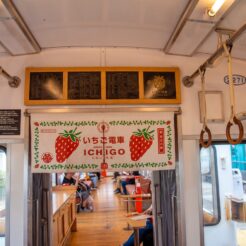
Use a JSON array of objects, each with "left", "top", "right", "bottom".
[{"left": 25, "top": 67, "right": 181, "bottom": 105}]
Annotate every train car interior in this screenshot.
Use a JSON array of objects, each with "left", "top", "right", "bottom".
[{"left": 0, "top": 0, "right": 246, "bottom": 246}]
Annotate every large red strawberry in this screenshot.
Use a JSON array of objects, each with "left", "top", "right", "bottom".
[
  {"left": 129, "top": 126, "right": 154, "bottom": 161},
  {"left": 55, "top": 128, "right": 81, "bottom": 163}
]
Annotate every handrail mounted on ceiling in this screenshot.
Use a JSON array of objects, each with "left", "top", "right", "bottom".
[
  {"left": 182, "top": 23, "right": 246, "bottom": 87},
  {"left": 0, "top": 66, "right": 21, "bottom": 88}
]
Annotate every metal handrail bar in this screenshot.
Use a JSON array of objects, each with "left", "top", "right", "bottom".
[{"left": 183, "top": 23, "right": 246, "bottom": 87}]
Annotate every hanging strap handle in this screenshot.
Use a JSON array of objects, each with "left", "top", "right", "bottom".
[
  {"left": 199, "top": 68, "right": 212, "bottom": 148},
  {"left": 223, "top": 43, "right": 244, "bottom": 145},
  {"left": 223, "top": 43, "right": 236, "bottom": 120},
  {"left": 226, "top": 116, "right": 244, "bottom": 145},
  {"left": 200, "top": 68, "right": 207, "bottom": 128}
]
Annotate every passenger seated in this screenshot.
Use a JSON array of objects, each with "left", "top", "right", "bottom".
[
  {"left": 113, "top": 172, "right": 120, "bottom": 180},
  {"left": 62, "top": 173, "right": 94, "bottom": 212},
  {"left": 123, "top": 205, "right": 153, "bottom": 246},
  {"left": 62, "top": 172, "right": 79, "bottom": 187},
  {"left": 114, "top": 172, "right": 129, "bottom": 194},
  {"left": 88, "top": 172, "right": 98, "bottom": 188},
  {"left": 95, "top": 172, "right": 101, "bottom": 181},
  {"left": 114, "top": 171, "right": 140, "bottom": 194}
]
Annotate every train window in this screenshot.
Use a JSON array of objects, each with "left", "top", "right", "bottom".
[
  {"left": 200, "top": 146, "right": 220, "bottom": 225},
  {"left": 0, "top": 146, "right": 6, "bottom": 242}
]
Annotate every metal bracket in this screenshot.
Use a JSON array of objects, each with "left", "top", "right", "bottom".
[
  {"left": 0, "top": 67, "right": 21, "bottom": 88},
  {"left": 182, "top": 76, "right": 194, "bottom": 87},
  {"left": 24, "top": 110, "right": 30, "bottom": 117},
  {"left": 8, "top": 76, "right": 21, "bottom": 88}
]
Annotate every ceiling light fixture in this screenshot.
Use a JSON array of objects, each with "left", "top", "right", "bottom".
[{"left": 208, "top": 0, "right": 227, "bottom": 17}]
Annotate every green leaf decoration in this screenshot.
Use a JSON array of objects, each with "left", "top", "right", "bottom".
[
  {"left": 60, "top": 128, "right": 82, "bottom": 142},
  {"left": 132, "top": 126, "right": 154, "bottom": 140}
]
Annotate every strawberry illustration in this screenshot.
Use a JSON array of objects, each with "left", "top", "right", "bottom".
[
  {"left": 55, "top": 128, "right": 81, "bottom": 163},
  {"left": 129, "top": 126, "right": 154, "bottom": 161},
  {"left": 41, "top": 152, "right": 53, "bottom": 163}
]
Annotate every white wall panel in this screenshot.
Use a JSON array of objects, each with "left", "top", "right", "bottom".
[
  {"left": 183, "top": 140, "right": 202, "bottom": 246},
  {"left": 12, "top": 0, "right": 190, "bottom": 49},
  {"left": 9, "top": 142, "right": 24, "bottom": 246}
]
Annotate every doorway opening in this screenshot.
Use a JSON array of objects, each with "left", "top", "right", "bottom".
[
  {"left": 27, "top": 108, "right": 183, "bottom": 246},
  {"left": 51, "top": 169, "right": 178, "bottom": 246},
  {"left": 67, "top": 172, "right": 152, "bottom": 245}
]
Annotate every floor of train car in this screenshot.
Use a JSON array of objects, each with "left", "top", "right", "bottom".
[{"left": 68, "top": 177, "right": 133, "bottom": 246}]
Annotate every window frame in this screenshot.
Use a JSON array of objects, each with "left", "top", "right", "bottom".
[{"left": 200, "top": 145, "right": 221, "bottom": 226}]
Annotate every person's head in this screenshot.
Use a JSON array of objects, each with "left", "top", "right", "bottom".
[
  {"left": 132, "top": 171, "right": 140, "bottom": 176},
  {"left": 64, "top": 172, "right": 74, "bottom": 179}
]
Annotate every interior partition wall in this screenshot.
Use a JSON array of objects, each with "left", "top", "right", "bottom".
[
  {"left": 24, "top": 107, "right": 185, "bottom": 246},
  {"left": 152, "top": 170, "right": 177, "bottom": 246},
  {"left": 152, "top": 114, "right": 185, "bottom": 246},
  {"left": 25, "top": 116, "right": 52, "bottom": 246},
  {"left": 30, "top": 174, "right": 52, "bottom": 246}
]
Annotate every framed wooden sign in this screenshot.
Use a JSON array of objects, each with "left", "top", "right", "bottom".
[
  {"left": 29, "top": 72, "right": 63, "bottom": 100},
  {"left": 143, "top": 72, "right": 176, "bottom": 99},
  {"left": 68, "top": 72, "right": 101, "bottom": 100},
  {"left": 106, "top": 71, "right": 139, "bottom": 99},
  {"left": 25, "top": 67, "right": 180, "bottom": 105}
]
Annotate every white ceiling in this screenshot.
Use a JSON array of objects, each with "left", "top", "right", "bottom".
[
  {"left": 0, "top": 0, "right": 245, "bottom": 59},
  {"left": 11, "top": 0, "right": 190, "bottom": 49}
]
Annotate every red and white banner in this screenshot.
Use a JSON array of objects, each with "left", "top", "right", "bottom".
[{"left": 31, "top": 112, "right": 175, "bottom": 173}]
